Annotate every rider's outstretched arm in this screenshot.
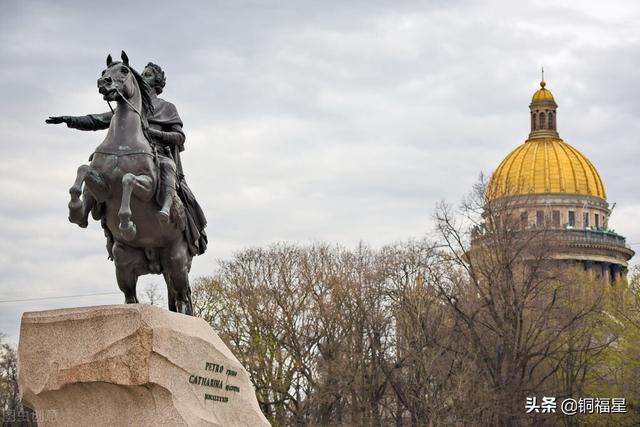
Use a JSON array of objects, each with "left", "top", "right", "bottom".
[{"left": 46, "top": 111, "right": 113, "bottom": 131}]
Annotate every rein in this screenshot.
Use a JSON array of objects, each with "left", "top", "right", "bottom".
[{"left": 114, "top": 83, "right": 143, "bottom": 120}]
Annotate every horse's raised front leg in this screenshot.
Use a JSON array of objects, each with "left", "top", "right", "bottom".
[
  {"left": 68, "top": 165, "right": 93, "bottom": 227},
  {"left": 118, "top": 173, "right": 154, "bottom": 241}
]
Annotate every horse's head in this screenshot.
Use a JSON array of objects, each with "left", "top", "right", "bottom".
[
  {"left": 97, "top": 51, "right": 153, "bottom": 117},
  {"left": 97, "top": 51, "right": 137, "bottom": 102}
]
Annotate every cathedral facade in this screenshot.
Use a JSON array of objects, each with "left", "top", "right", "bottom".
[{"left": 481, "top": 79, "right": 634, "bottom": 283}]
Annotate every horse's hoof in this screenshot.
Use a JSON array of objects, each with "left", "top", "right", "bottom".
[
  {"left": 175, "top": 300, "right": 193, "bottom": 316},
  {"left": 156, "top": 210, "right": 170, "bottom": 225},
  {"left": 68, "top": 213, "right": 84, "bottom": 226},
  {"left": 119, "top": 222, "right": 137, "bottom": 241},
  {"left": 68, "top": 200, "right": 82, "bottom": 220},
  {"left": 124, "top": 297, "right": 138, "bottom": 304},
  {"left": 68, "top": 203, "right": 87, "bottom": 228},
  {"left": 69, "top": 199, "right": 82, "bottom": 210}
]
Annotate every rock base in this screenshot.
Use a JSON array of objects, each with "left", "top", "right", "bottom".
[{"left": 18, "top": 304, "right": 270, "bottom": 427}]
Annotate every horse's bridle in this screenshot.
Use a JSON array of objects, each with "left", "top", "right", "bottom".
[{"left": 110, "top": 68, "right": 144, "bottom": 121}]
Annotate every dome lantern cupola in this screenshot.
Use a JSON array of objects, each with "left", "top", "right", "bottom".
[{"left": 529, "top": 79, "right": 559, "bottom": 139}]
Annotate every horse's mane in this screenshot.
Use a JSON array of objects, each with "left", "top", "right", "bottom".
[{"left": 130, "top": 67, "right": 154, "bottom": 118}]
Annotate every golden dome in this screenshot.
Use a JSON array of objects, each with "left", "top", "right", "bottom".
[
  {"left": 531, "top": 80, "right": 555, "bottom": 102},
  {"left": 487, "top": 137, "right": 606, "bottom": 200}
]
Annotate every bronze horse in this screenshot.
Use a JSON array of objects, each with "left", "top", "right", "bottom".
[{"left": 67, "top": 52, "right": 193, "bottom": 315}]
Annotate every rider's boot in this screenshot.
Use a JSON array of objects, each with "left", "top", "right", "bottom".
[
  {"left": 157, "top": 159, "right": 177, "bottom": 225},
  {"left": 158, "top": 188, "right": 174, "bottom": 224}
]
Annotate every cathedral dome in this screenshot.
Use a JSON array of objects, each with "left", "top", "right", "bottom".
[
  {"left": 487, "top": 79, "right": 606, "bottom": 200},
  {"left": 478, "top": 76, "right": 633, "bottom": 276},
  {"left": 487, "top": 137, "right": 606, "bottom": 200}
]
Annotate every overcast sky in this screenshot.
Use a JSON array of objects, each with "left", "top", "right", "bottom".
[{"left": 1, "top": 0, "right": 639, "bottom": 344}]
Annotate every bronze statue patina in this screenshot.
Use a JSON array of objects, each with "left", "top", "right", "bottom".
[{"left": 47, "top": 52, "right": 207, "bottom": 315}]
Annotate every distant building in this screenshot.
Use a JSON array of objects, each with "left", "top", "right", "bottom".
[{"left": 480, "top": 79, "right": 634, "bottom": 282}]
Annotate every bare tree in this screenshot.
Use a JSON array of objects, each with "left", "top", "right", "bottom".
[
  {"left": 432, "top": 179, "right": 608, "bottom": 426},
  {"left": 579, "top": 266, "right": 640, "bottom": 426},
  {"left": 140, "top": 282, "right": 165, "bottom": 307},
  {"left": 1, "top": 335, "right": 35, "bottom": 425},
  {"left": 186, "top": 185, "right": 631, "bottom": 426}
]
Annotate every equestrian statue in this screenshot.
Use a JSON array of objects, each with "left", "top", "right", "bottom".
[{"left": 46, "top": 51, "right": 207, "bottom": 315}]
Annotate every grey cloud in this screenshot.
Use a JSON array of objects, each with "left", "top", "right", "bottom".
[{"left": 1, "top": 0, "right": 638, "bottom": 343}]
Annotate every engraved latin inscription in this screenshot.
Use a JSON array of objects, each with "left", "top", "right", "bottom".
[{"left": 189, "top": 361, "right": 241, "bottom": 403}]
